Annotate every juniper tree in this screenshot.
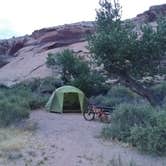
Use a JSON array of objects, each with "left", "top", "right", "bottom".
[{"left": 89, "top": 0, "right": 166, "bottom": 106}]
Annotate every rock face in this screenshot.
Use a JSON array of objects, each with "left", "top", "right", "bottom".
[
  {"left": 0, "top": 22, "right": 94, "bottom": 86},
  {"left": 132, "top": 4, "right": 166, "bottom": 24},
  {"left": 0, "top": 22, "right": 94, "bottom": 57},
  {"left": 0, "top": 4, "right": 165, "bottom": 86}
]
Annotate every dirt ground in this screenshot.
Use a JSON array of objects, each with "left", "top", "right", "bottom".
[{"left": 0, "top": 110, "right": 166, "bottom": 166}]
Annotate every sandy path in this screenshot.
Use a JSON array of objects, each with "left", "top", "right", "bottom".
[{"left": 2, "top": 110, "right": 166, "bottom": 166}]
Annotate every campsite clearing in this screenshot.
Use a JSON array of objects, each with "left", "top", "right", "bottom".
[{"left": 0, "top": 110, "right": 166, "bottom": 166}]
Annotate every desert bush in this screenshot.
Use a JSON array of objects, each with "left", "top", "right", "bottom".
[
  {"left": 0, "top": 82, "right": 49, "bottom": 126},
  {"left": 28, "top": 94, "right": 48, "bottom": 110},
  {"left": 108, "top": 86, "right": 138, "bottom": 101},
  {"left": 151, "top": 82, "right": 166, "bottom": 103},
  {"left": 0, "top": 99, "right": 29, "bottom": 126},
  {"left": 0, "top": 87, "right": 31, "bottom": 126},
  {"left": 129, "top": 111, "right": 166, "bottom": 155},
  {"left": 90, "top": 85, "right": 142, "bottom": 107},
  {"left": 71, "top": 72, "right": 108, "bottom": 96},
  {"left": 11, "top": 85, "right": 48, "bottom": 110},
  {"left": 38, "top": 77, "right": 63, "bottom": 93},
  {"left": 102, "top": 104, "right": 153, "bottom": 141},
  {"left": 161, "top": 96, "right": 166, "bottom": 108},
  {"left": 46, "top": 49, "right": 108, "bottom": 96},
  {"left": 102, "top": 103, "right": 166, "bottom": 155},
  {"left": 15, "top": 77, "right": 62, "bottom": 94}
]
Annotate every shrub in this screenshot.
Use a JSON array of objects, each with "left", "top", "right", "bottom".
[
  {"left": 38, "top": 77, "right": 63, "bottom": 93},
  {"left": 14, "top": 77, "right": 62, "bottom": 94},
  {"left": 10, "top": 85, "right": 48, "bottom": 110},
  {"left": 102, "top": 103, "right": 166, "bottom": 155},
  {"left": 0, "top": 82, "right": 49, "bottom": 126},
  {"left": 71, "top": 72, "right": 108, "bottom": 96},
  {"left": 28, "top": 94, "right": 48, "bottom": 110},
  {"left": 0, "top": 99, "right": 29, "bottom": 126},
  {"left": 90, "top": 85, "right": 142, "bottom": 107},
  {"left": 151, "top": 82, "right": 166, "bottom": 103},
  {"left": 102, "top": 103, "right": 153, "bottom": 141},
  {"left": 46, "top": 49, "right": 108, "bottom": 97},
  {"left": 13, "top": 79, "right": 41, "bottom": 92},
  {"left": 129, "top": 111, "right": 166, "bottom": 155},
  {"left": 108, "top": 86, "right": 137, "bottom": 100},
  {"left": 90, "top": 94, "right": 121, "bottom": 107},
  {"left": 15, "top": 77, "right": 62, "bottom": 94}
]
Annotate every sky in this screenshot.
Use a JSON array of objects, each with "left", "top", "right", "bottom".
[{"left": 0, "top": 0, "right": 165, "bottom": 39}]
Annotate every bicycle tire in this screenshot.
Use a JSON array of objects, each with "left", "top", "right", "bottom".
[{"left": 83, "top": 110, "right": 95, "bottom": 121}]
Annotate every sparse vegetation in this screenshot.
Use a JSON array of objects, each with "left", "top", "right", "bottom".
[
  {"left": 0, "top": 77, "right": 59, "bottom": 126},
  {"left": 102, "top": 103, "right": 166, "bottom": 155},
  {"left": 108, "top": 156, "right": 137, "bottom": 166},
  {"left": 46, "top": 49, "right": 108, "bottom": 96},
  {"left": 0, "top": 87, "right": 30, "bottom": 126},
  {"left": 89, "top": 0, "right": 166, "bottom": 106},
  {"left": 0, "top": 127, "right": 31, "bottom": 152},
  {"left": 0, "top": 1, "right": 166, "bottom": 165},
  {"left": 151, "top": 82, "right": 166, "bottom": 104},
  {"left": 90, "top": 85, "right": 142, "bottom": 107}
]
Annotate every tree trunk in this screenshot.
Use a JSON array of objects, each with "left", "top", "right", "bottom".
[{"left": 119, "top": 73, "right": 161, "bottom": 107}]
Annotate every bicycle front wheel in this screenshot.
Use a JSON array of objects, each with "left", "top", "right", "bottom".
[{"left": 83, "top": 110, "right": 95, "bottom": 121}]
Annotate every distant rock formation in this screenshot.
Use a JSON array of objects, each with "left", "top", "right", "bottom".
[
  {"left": 0, "top": 4, "right": 165, "bottom": 86},
  {"left": 0, "top": 22, "right": 94, "bottom": 58},
  {"left": 132, "top": 4, "right": 166, "bottom": 24}
]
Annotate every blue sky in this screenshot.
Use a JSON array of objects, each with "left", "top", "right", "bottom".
[{"left": 0, "top": 0, "right": 165, "bottom": 39}]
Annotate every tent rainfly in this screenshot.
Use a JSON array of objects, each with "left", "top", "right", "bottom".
[{"left": 45, "top": 85, "right": 85, "bottom": 113}]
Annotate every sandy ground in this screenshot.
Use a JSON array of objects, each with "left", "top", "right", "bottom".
[{"left": 0, "top": 110, "right": 166, "bottom": 166}]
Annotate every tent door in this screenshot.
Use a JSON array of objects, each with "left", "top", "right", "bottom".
[{"left": 63, "top": 93, "right": 81, "bottom": 113}]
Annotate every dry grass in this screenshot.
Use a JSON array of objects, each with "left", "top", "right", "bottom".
[
  {"left": 0, "top": 121, "right": 37, "bottom": 152},
  {"left": 108, "top": 156, "right": 137, "bottom": 166},
  {"left": 0, "top": 128, "right": 29, "bottom": 152}
]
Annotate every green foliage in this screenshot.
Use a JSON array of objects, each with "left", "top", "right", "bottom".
[
  {"left": 0, "top": 87, "right": 30, "bottom": 126},
  {"left": 90, "top": 85, "right": 141, "bottom": 107},
  {"left": 46, "top": 49, "right": 107, "bottom": 96},
  {"left": 0, "top": 100, "right": 29, "bottom": 126},
  {"left": 16, "top": 77, "right": 62, "bottom": 94},
  {"left": 151, "top": 82, "right": 166, "bottom": 102},
  {"left": 89, "top": 0, "right": 166, "bottom": 79},
  {"left": 28, "top": 94, "right": 48, "bottom": 110},
  {"left": 71, "top": 71, "right": 108, "bottom": 96},
  {"left": 102, "top": 104, "right": 153, "bottom": 141},
  {"left": 38, "top": 77, "right": 62, "bottom": 93},
  {"left": 0, "top": 80, "right": 52, "bottom": 126},
  {"left": 130, "top": 111, "right": 166, "bottom": 155},
  {"left": 47, "top": 53, "right": 57, "bottom": 66},
  {"left": 47, "top": 49, "right": 89, "bottom": 82},
  {"left": 88, "top": 0, "right": 166, "bottom": 106},
  {"left": 102, "top": 103, "right": 166, "bottom": 155}
]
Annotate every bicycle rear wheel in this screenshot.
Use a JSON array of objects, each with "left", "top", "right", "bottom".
[{"left": 100, "top": 112, "right": 111, "bottom": 123}]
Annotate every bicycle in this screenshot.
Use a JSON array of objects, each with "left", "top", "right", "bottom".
[{"left": 83, "top": 104, "right": 113, "bottom": 123}]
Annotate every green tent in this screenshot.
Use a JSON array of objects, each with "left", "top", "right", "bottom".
[{"left": 45, "top": 85, "right": 85, "bottom": 113}]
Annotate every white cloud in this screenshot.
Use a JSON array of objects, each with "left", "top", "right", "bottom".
[{"left": 0, "top": 0, "right": 165, "bottom": 38}]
